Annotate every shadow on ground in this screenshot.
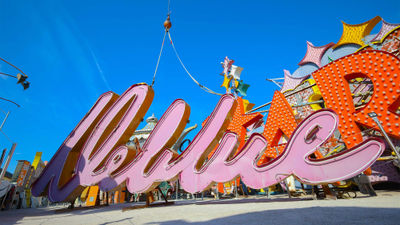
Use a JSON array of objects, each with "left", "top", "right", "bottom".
[
  {"left": 142, "top": 206, "right": 400, "bottom": 225},
  {"left": 0, "top": 197, "right": 308, "bottom": 224},
  {"left": 1, "top": 192, "right": 400, "bottom": 225},
  {"left": 195, "top": 196, "right": 313, "bottom": 205}
]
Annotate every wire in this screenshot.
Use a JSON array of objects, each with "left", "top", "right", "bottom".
[
  {"left": 0, "top": 56, "right": 27, "bottom": 76},
  {"left": 0, "top": 130, "right": 13, "bottom": 143},
  {"left": 167, "top": 32, "right": 223, "bottom": 96},
  {"left": 151, "top": 30, "right": 167, "bottom": 87},
  {"left": 0, "top": 72, "right": 17, "bottom": 79},
  {"left": 0, "top": 97, "right": 20, "bottom": 107}
]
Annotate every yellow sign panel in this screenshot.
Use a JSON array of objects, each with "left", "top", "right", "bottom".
[
  {"left": 85, "top": 186, "right": 99, "bottom": 207},
  {"left": 32, "top": 152, "right": 43, "bottom": 170}
]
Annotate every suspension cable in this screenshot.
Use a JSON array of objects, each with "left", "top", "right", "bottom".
[
  {"left": 151, "top": 0, "right": 223, "bottom": 96},
  {"left": 167, "top": 32, "right": 222, "bottom": 96},
  {"left": 151, "top": 30, "right": 167, "bottom": 87}
]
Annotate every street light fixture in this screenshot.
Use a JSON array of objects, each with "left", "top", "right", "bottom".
[
  {"left": 0, "top": 57, "right": 30, "bottom": 90},
  {"left": 16, "top": 73, "right": 30, "bottom": 90},
  {"left": 0, "top": 72, "right": 30, "bottom": 91}
]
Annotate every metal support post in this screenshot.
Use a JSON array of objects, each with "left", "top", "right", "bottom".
[
  {"left": 0, "top": 111, "right": 10, "bottom": 131},
  {"left": 235, "top": 180, "right": 238, "bottom": 198},
  {"left": 368, "top": 112, "right": 400, "bottom": 159},
  {"left": 175, "top": 180, "right": 179, "bottom": 200},
  {"left": 0, "top": 143, "right": 17, "bottom": 185},
  {"left": 0, "top": 148, "right": 6, "bottom": 169}
]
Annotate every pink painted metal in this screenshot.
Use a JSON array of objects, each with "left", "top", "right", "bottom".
[
  {"left": 31, "top": 91, "right": 119, "bottom": 202},
  {"left": 111, "top": 94, "right": 236, "bottom": 193},
  {"left": 77, "top": 84, "right": 156, "bottom": 188},
  {"left": 298, "top": 41, "right": 335, "bottom": 67},
  {"left": 31, "top": 84, "right": 153, "bottom": 202},
  {"left": 32, "top": 83, "right": 385, "bottom": 202},
  {"left": 180, "top": 109, "right": 385, "bottom": 192},
  {"left": 280, "top": 69, "right": 307, "bottom": 93},
  {"left": 222, "top": 56, "right": 234, "bottom": 75},
  {"left": 371, "top": 20, "right": 400, "bottom": 43}
]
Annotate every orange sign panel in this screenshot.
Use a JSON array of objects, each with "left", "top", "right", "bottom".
[
  {"left": 17, "top": 161, "right": 31, "bottom": 187},
  {"left": 259, "top": 91, "right": 297, "bottom": 164},
  {"left": 313, "top": 50, "right": 400, "bottom": 148}
]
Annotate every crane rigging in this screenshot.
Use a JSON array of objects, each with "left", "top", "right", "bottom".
[{"left": 150, "top": 2, "right": 222, "bottom": 96}]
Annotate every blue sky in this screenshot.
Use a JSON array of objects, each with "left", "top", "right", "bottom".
[{"left": 0, "top": 0, "right": 399, "bottom": 173}]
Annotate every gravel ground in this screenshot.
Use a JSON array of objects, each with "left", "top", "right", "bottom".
[{"left": 1, "top": 190, "right": 400, "bottom": 225}]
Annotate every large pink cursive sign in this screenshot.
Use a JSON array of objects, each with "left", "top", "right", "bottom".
[{"left": 32, "top": 83, "right": 385, "bottom": 202}]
